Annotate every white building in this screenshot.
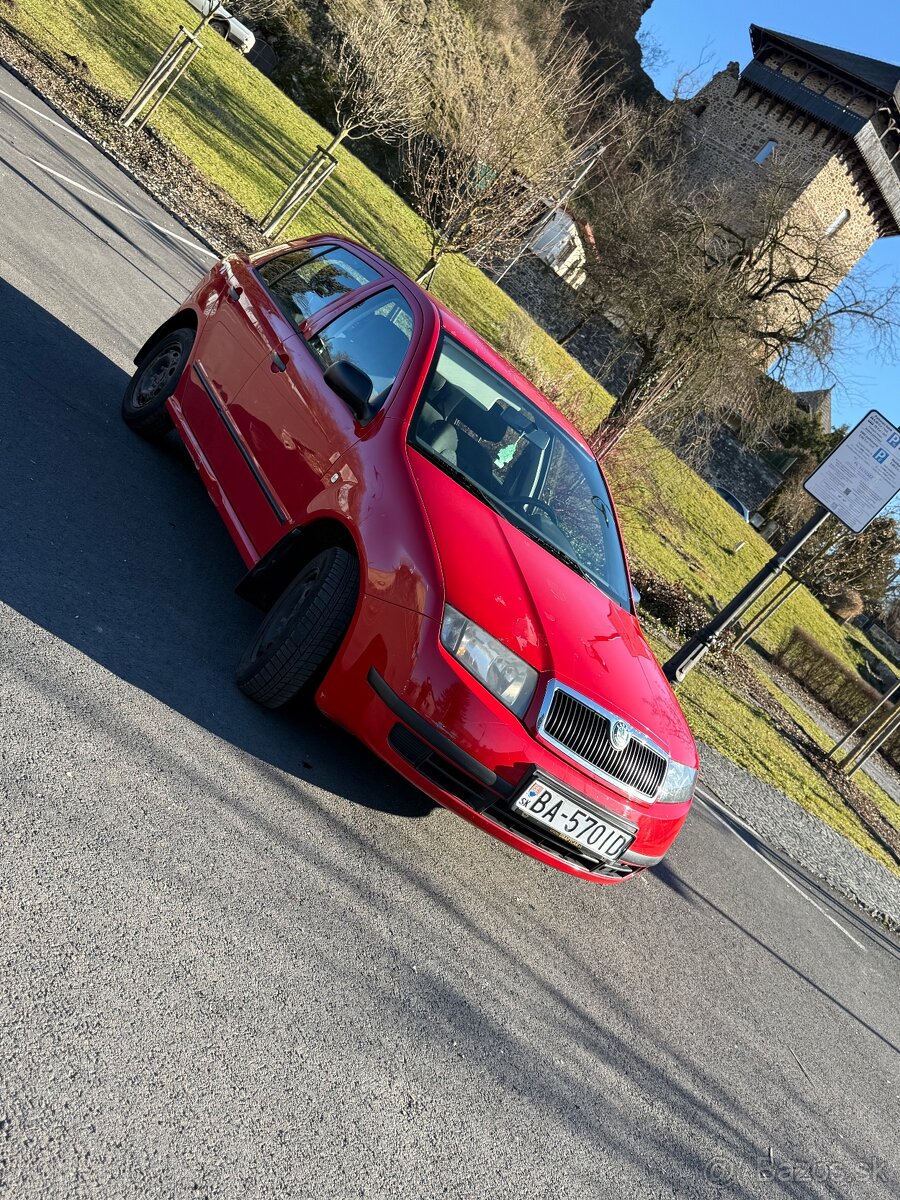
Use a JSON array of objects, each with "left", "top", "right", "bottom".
[{"left": 529, "top": 209, "right": 586, "bottom": 288}]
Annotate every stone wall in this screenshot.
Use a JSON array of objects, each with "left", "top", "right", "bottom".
[
  {"left": 685, "top": 64, "right": 880, "bottom": 298},
  {"left": 692, "top": 428, "right": 784, "bottom": 512},
  {"left": 497, "top": 255, "right": 634, "bottom": 396},
  {"left": 797, "top": 155, "right": 879, "bottom": 272},
  {"left": 687, "top": 66, "right": 836, "bottom": 196}
]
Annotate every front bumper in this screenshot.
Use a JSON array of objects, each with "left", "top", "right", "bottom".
[{"left": 316, "top": 594, "right": 691, "bottom": 884}]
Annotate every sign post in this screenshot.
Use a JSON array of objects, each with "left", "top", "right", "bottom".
[
  {"left": 662, "top": 506, "right": 830, "bottom": 683},
  {"left": 663, "top": 410, "right": 900, "bottom": 686}
]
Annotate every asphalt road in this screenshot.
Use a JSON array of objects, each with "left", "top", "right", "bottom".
[{"left": 0, "top": 65, "right": 897, "bottom": 1200}]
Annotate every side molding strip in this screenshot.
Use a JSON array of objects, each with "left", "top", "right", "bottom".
[{"left": 192, "top": 362, "right": 287, "bottom": 525}]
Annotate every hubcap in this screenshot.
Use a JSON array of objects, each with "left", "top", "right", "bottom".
[{"left": 136, "top": 345, "right": 182, "bottom": 407}]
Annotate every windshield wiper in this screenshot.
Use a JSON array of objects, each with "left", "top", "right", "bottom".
[
  {"left": 417, "top": 442, "right": 601, "bottom": 587},
  {"left": 522, "top": 527, "right": 594, "bottom": 583}
]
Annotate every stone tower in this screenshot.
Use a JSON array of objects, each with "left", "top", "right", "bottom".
[{"left": 685, "top": 26, "right": 900, "bottom": 287}]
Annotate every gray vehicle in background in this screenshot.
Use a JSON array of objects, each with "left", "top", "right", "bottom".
[
  {"left": 714, "top": 484, "right": 751, "bottom": 522},
  {"left": 185, "top": 0, "right": 255, "bottom": 54}
]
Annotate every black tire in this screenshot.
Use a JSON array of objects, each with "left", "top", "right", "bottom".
[
  {"left": 236, "top": 547, "right": 359, "bottom": 708},
  {"left": 210, "top": 18, "right": 230, "bottom": 38},
  {"left": 121, "top": 328, "right": 193, "bottom": 440}
]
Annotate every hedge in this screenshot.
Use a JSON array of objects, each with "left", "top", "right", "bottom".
[{"left": 776, "top": 627, "right": 900, "bottom": 767}]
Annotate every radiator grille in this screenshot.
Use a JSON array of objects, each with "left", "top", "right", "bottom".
[{"left": 539, "top": 685, "right": 667, "bottom": 801}]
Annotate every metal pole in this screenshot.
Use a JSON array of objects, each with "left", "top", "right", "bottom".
[
  {"left": 826, "top": 677, "right": 900, "bottom": 759},
  {"left": 733, "top": 532, "right": 838, "bottom": 651},
  {"left": 663, "top": 506, "right": 831, "bottom": 684},
  {"left": 493, "top": 207, "right": 556, "bottom": 284},
  {"left": 494, "top": 148, "right": 604, "bottom": 284},
  {"left": 840, "top": 701, "right": 900, "bottom": 776}
]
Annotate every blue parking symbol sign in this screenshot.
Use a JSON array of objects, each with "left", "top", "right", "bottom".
[
  {"left": 889, "top": 432, "right": 900, "bottom": 448},
  {"left": 874, "top": 448, "right": 890, "bottom": 464}
]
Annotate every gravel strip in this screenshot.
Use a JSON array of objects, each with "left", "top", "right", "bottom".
[
  {"left": 0, "top": 17, "right": 263, "bottom": 256},
  {"left": 699, "top": 739, "right": 900, "bottom": 931}
]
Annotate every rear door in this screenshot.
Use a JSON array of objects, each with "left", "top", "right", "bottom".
[{"left": 180, "top": 244, "right": 381, "bottom": 559}]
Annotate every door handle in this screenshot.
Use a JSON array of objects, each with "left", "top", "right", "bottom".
[
  {"left": 271, "top": 352, "right": 288, "bottom": 372},
  {"left": 227, "top": 285, "right": 243, "bottom": 302}
]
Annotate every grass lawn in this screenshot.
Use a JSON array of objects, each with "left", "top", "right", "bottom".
[
  {"left": 8, "top": 0, "right": 607, "bottom": 371},
  {"left": 643, "top": 633, "right": 900, "bottom": 876},
  {"left": 5, "top": 0, "right": 897, "bottom": 865},
  {"left": 759, "top": 677, "right": 900, "bottom": 845}
]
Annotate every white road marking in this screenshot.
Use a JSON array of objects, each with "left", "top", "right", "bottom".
[
  {"left": 695, "top": 788, "right": 868, "bottom": 952},
  {"left": 24, "top": 155, "right": 218, "bottom": 259},
  {"left": 0, "top": 86, "right": 89, "bottom": 143}
]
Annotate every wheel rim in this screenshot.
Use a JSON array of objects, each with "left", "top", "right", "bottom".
[{"left": 135, "top": 345, "right": 182, "bottom": 408}]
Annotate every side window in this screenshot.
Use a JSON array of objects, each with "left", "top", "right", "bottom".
[
  {"left": 754, "top": 139, "right": 778, "bottom": 164},
  {"left": 308, "top": 288, "right": 414, "bottom": 400},
  {"left": 256, "top": 245, "right": 380, "bottom": 328}
]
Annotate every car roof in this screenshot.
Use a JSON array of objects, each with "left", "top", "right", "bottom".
[
  {"left": 318, "top": 235, "right": 596, "bottom": 456},
  {"left": 715, "top": 485, "right": 750, "bottom": 511}
]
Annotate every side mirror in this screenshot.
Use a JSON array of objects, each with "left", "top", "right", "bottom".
[
  {"left": 631, "top": 586, "right": 641, "bottom": 609},
  {"left": 323, "top": 361, "right": 374, "bottom": 423}
]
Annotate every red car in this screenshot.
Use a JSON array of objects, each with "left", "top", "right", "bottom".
[{"left": 123, "top": 234, "right": 698, "bottom": 882}]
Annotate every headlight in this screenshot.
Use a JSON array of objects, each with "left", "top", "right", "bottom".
[
  {"left": 656, "top": 759, "right": 697, "bottom": 804},
  {"left": 441, "top": 606, "right": 538, "bottom": 718}
]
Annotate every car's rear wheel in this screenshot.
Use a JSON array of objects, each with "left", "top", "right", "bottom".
[
  {"left": 236, "top": 547, "right": 359, "bottom": 708},
  {"left": 210, "top": 18, "right": 230, "bottom": 38},
  {"left": 121, "top": 328, "right": 193, "bottom": 440}
]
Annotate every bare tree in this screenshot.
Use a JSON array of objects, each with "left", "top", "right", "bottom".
[
  {"left": 321, "top": 0, "right": 430, "bottom": 155},
  {"left": 120, "top": 1, "right": 229, "bottom": 129},
  {"left": 794, "top": 515, "right": 900, "bottom": 612},
  {"left": 573, "top": 106, "right": 900, "bottom": 460},
  {"left": 403, "top": 8, "right": 614, "bottom": 284}
]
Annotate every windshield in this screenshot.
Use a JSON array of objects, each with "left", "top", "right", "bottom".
[{"left": 409, "top": 335, "right": 632, "bottom": 610}]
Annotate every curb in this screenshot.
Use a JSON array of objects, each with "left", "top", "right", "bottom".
[{"left": 698, "top": 741, "right": 900, "bottom": 933}]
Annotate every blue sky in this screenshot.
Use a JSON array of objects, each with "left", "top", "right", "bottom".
[{"left": 637, "top": 0, "right": 900, "bottom": 432}]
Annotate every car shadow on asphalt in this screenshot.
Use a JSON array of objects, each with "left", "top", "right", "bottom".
[{"left": 0, "top": 277, "right": 434, "bottom": 821}]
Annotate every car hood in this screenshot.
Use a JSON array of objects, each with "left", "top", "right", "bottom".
[{"left": 409, "top": 452, "right": 697, "bottom": 765}]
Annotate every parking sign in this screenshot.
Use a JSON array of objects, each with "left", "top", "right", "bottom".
[{"left": 805, "top": 410, "right": 900, "bottom": 532}]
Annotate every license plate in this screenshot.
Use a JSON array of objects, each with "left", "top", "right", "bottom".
[{"left": 513, "top": 779, "right": 635, "bottom": 861}]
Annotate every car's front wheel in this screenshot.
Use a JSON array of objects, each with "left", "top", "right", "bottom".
[
  {"left": 121, "top": 328, "right": 194, "bottom": 440},
  {"left": 236, "top": 547, "right": 359, "bottom": 708}
]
